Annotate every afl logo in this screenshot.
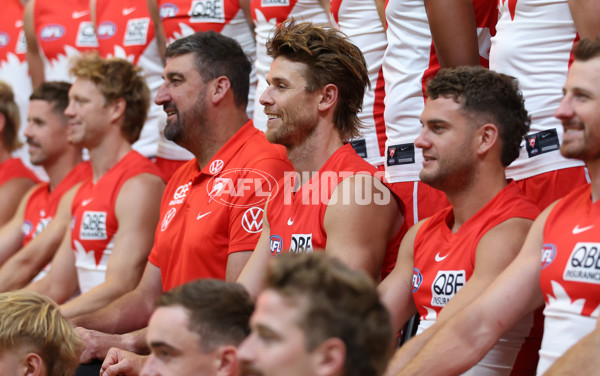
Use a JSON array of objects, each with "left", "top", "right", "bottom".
[
  {"left": 209, "top": 159, "right": 224, "bottom": 175},
  {"left": 97, "top": 21, "right": 117, "bottom": 40},
  {"left": 269, "top": 235, "right": 283, "bottom": 255},
  {"left": 160, "top": 3, "right": 179, "bottom": 18},
  {"left": 412, "top": 267, "right": 423, "bottom": 293},
  {"left": 40, "top": 24, "right": 65, "bottom": 41},
  {"left": 0, "top": 32, "right": 9, "bottom": 48},
  {"left": 541, "top": 243, "right": 557, "bottom": 269}
]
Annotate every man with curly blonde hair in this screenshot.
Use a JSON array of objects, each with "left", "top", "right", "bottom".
[{"left": 0, "top": 291, "right": 82, "bottom": 376}]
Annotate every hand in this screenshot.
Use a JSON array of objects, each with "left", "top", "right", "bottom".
[
  {"left": 100, "top": 348, "right": 147, "bottom": 376},
  {"left": 76, "top": 327, "right": 125, "bottom": 363}
]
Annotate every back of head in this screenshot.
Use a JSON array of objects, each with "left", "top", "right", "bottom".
[
  {"left": 157, "top": 279, "right": 254, "bottom": 351},
  {"left": 0, "top": 291, "right": 82, "bottom": 376},
  {"left": 573, "top": 38, "right": 600, "bottom": 62},
  {"left": 69, "top": 53, "right": 150, "bottom": 144},
  {"left": 30, "top": 81, "right": 72, "bottom": 120},
  {"left": 0, "top": 80, "right": 22, "bottom": 152},
  {"left": 266, "top": 20, "right": 369, "bottom": 141},
  {"left": 426, "top": 66, "right": 530, "bottom": 167},
  {"left": 165, "top": 31, "right": 252, "bottom": 109},
  {"left": 265, "top": 253, "right": 393, "bottom": 376}
]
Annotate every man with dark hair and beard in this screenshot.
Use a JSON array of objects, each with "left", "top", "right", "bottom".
[
  {"left": 238, "top": 21, "right": 404, "bottom": 297},
  {"left": 70, "top": 31, "right": 291, "bottom": 365},
  {"left": 378, "top": 66, "right": 541, "bottom": 375}
]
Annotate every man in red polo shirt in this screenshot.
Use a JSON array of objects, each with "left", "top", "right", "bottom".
[{"left": 72, "top": 31, "right": 291, "bottom": 364}]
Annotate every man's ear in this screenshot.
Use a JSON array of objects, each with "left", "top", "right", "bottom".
[
  {"left": 317, "top": 84, "right": 338, "bottom": 112},
  {"left": 109, "top": 97, "right": 127, "bottom": 124},
  {"left": 215, "top": 345, "right": 238, "bottom": 376},
  {"left": 312, "top": 337, "right": 346, "bottom": 376},
  {"left": 23, "top": 352, "right": 44, "bottom": 376},
  {"left": 476, "top": 123, "right": 498, "bottom": 156},
  {"left": 211, "top": 77, "right": 232, "bottom": 105}
]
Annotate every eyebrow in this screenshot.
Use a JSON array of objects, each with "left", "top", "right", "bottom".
[
  {"left": 149, "top": 341, "right": 180, "bottom": 353},
  {"left": 164, "top": 72, "right": 184, "bottom": 81}
]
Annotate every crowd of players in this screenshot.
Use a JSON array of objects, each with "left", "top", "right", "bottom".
[{"left": 0, "top": 0, "right": 599, "bottom": 375}]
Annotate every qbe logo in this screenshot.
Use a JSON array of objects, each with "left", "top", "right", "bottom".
[
  {"left": 124, "top": 18, "right": 150, "bottom": 46},
  {"left": 80, "top": 211, "right": 108, "bottom": 240},
  {"left": 270, "top": 234, "right": 283, "bottom": 255},
  {"left": 40, "top": 24, "right": 65, "bottom": 41},
  {"left": 412, "top": 267, "right": 423, "bottom": 293},
  {"left": 541, "top": 243, "right": 556, "bottom": 269},
  {"left": 76, "top": 21, "right": 98, "bottom": 47},
  {"left": 563, "top": 242, "right": 600, "bottom": 284},
  {"left": 188, "top": 0, "right": 226, "bottom": 23},
  {"left": 431, "top": 270, "right": 466, "bottom": 307},
  {"left": 160, "top": 3, "right": 179, "bottom": 18},
  {"left": 289, "top": 234, "right": 313, "bottom": 254}
]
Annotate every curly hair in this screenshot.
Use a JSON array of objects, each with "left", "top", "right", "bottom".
[
  {"left": 426, "top": 66, "right": 530, "bottom": 167},
  {"left": 0, "top": 291, "right": 82, "bottom": 376},
  {"left": 0, "top": 80, "right": 22, "bottom": 152},
  {"left": 266, "top": 20, "right": 370, "bottom": 141},
  {"left": 70, "top": 53, "right": 150, "bottom": 144},
  {"left": 266, "top": 253, "right": 394, "bottom": 376}
]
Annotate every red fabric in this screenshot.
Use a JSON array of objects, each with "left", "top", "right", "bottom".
[{"left": 149, "top": 121, "right": 291, "bottom": 291}]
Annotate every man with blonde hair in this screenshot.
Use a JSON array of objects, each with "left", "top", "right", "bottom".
[
  {"left": 28, "top": 54, "right": 165, "bottom": 319},
  {"left": 0, "top": 291, "right": 82, "bottom": 376}
]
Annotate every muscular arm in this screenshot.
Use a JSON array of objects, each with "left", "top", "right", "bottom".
[
  {"left": 0, "top": 186, "right": 35, "bottom": 266},
  {"left": 391, "top": 207, "right": 550, "bottom": 376},
  {"left": 237, "top": 201, "right": 272, "bottom": 299},
  {"left": 375, "top": 0, "right": 386, "bottom": 30},
  {"left": 0, "top": 184, "right": 79, "bottom": 291},
  {"left": 425, "top": 0, "right": 480, "bottom": 68},
  {"left": 24, "top": 0, "right": 45, "bottom": 88},
  {"left": 385, "top": 216, "right": 534, "bottom": 375},
  {"left": 26, "top": 222, "right": 79, "bottom": 303},
  {"left": 0, "top": 178, "right": 37, "bottom": 228},
  {"left": 544, "top": 314, "right": 600, "bottom": 375},
  {"left": 324, "top": 175, "right": 403, "bottom": 280},
  {"left": 378, "top": 221, "right": 422, "bottom": 334},
  {"left": 72, "top": 262, "right": 163, "bottom": 334},
  {"left": 60, "top": 174, "right": 164, "bottom": 318},
  {"left": 568, "top": 0, "right": 600, "bottom": 39},
  {"left": 238, "top": 0, "right": 256, "bottom": 37},
  {"left": 147, "top": 0, "right": 167, "bottom": 64}
]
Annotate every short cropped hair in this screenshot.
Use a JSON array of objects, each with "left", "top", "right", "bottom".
[
  {"left": 165, "top": 31, "right": 252, "bottom": 108},
  {"left": 30, "top": 81, "right": 71, "bottom": 118},
  {"left": 70, "top": 53, "right": 149, "bottom": 143},
  {"left": 0, "top": 81, "right": 22, "bottom": 151},
  {"left": 0, "top": 291, "right": 82, "bottom": 376},
  {"left": 426, "top": 66, "right": 530, "bottom": 167},
  {"left": 265, "top": 253, "right": 393, "bottom": 376},
  {"left": 573, "top": 38, "right": 600, "bottom": 61},
  {"left": 266, "top": 20, "right": 370, "bottom": 142},
  {"left": 157, "top": 279, "right": 254, "bottom": 352}
]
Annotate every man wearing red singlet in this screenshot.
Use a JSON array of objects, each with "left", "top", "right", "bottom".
[
  {"left": 0, "top": 82, "right": 91, "bottom": 292},
  {"left": 379, "top": 66, "right": 539, "bottom": 376}
]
